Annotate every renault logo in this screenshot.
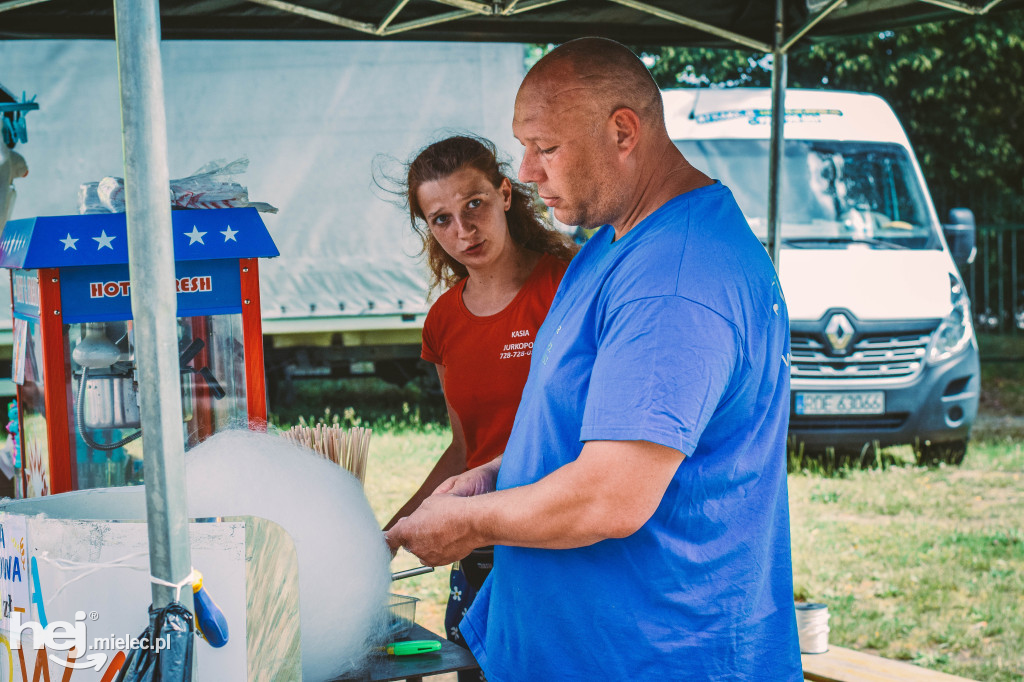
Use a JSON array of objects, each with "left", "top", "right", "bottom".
[{"left": 825, "top": 313, "right": 855, "bottom": 354}]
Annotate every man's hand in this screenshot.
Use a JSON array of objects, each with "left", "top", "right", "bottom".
[{"left": 386, "top": 494, "right": 479, "bottom": 565}]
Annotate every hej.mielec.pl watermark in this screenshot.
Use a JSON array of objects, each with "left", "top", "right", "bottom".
[{"left": 8, "top": 609, "right": 170, "bottom": 666}]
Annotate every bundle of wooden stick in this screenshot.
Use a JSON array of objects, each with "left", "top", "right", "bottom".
[{"left": 282, "top": 424, "right": 372, "bottom": 485}]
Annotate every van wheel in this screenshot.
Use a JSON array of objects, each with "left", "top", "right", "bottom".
[{"left": 915, "top": 439, "right": 968, "bottom": 466}]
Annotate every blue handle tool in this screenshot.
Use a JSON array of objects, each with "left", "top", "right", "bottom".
[{"left": 192, "top": 570, "right": 229, "bottom": 648}]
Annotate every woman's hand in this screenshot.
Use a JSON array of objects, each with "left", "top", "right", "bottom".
[{"left": 433, "top": 455, "right": 500, "bottom": 497}]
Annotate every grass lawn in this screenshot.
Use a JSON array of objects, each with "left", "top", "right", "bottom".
[{"left": 789, "top": 442, "right": 1024, "bottom": 681}]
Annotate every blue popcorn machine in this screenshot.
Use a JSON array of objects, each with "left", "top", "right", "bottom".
[{"left": 0, "top": 207, "right": 278, "bottom": 497}]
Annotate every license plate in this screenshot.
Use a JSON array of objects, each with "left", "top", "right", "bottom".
[{"left": 795, "top": 391, "right": 885, "bottom": 415}]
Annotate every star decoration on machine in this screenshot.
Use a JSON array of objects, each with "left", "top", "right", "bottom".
[
  {"left": 93, "top": 230, "right": 116, "bottom": 250},
  {"left": 14, "top": 207, "right": 275, "bottom": 270},
  {"left": 185, "top": 226, "right": 207, "bottom": 245}
]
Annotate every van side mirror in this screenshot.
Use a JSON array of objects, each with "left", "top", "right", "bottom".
[{"left": 943, "top": 208, "right": 976, "bottom": 272}]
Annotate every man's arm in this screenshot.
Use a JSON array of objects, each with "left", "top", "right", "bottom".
[{"left": 387, "top": 439, "right": 684, "bottom": 566}]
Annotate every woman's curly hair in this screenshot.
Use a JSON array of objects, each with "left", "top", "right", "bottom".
[{"left": 405, "top": 135, "right": 577, "bottom": 292}]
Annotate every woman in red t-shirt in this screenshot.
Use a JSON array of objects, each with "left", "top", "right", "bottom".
[{"left": 384, "top": 136, "right": 575, "bottom": 668}]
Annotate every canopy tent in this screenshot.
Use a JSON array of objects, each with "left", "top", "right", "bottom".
[
  {"left": 0, "top": 0, "right": 1015, "bottom": 637},
  {"left": 2, "top": 0, "right": 1022, "bottom": 46}
]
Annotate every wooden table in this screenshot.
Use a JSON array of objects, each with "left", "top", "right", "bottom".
[
  {"left": 802, "top": 645, "right": 978, "bottom": 681},
  {"left": 336, "top": 623, "right": 480, "bottom": 682}
]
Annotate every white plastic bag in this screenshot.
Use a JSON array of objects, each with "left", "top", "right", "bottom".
[{"left": 79, "top": 156, "right": 277, "bottom": 214}]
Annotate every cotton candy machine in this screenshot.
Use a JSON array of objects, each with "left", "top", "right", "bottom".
[{"left": 0, "top": 207, "right": 278, "bottom": 496}]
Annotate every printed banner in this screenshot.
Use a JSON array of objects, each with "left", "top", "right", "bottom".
[{"left": 0, "top": 513, "right": 32, "bottom": 634}]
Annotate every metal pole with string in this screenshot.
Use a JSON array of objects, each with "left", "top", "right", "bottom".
[{"left": 113, "top": 0, "right": 195, "bottom": 616}]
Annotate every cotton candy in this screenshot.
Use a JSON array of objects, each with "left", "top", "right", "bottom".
[{"left": 185, "top": 430, "right": 392, "bottom": 681}]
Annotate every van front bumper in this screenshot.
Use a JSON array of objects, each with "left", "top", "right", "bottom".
[{"left": 788, "top": 343, "right": 980, "bottom": 452}]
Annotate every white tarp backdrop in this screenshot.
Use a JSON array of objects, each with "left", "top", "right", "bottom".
[{"left": 0, "top": 40, "right": 526, "bottom": 328}]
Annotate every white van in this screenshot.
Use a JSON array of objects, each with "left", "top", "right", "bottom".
[{"left": 663, "top": 88, "right": 980, "bottom": 464}]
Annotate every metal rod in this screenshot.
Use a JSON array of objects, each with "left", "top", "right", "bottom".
[
  {"left": 998, "top": 230, "right": 1005, "bottom": 328},
  {"left": 429, "top": 0, "right": 493, "bottom": 14},
  {"left": 505, "top": 0, "right": 568, "bottom": 15},
  {"left": 246, "top": 0, "right": 376, "bottom": 34},
  {"left": 1011, "top": 228, "right": 1017, "bottom": 333},
  {"left": 981, "top": 0, "right": 1009, "bottom": 12},
  {"left": 391, "top": 566, "right": 435, "bottom": 580},
  {"left": 782, "top": 0, "right": 845, "bottom": 52},
  {"left": 917, "top": 0, "right": 1006, "bottom": 14},
  {"left": 766, "top": 0, "right": 787, "bottom": 271},
  {"left": 606, "top": 0, "right": 772, "bottom": 52},
  {"left": 0, "top": 0, "right": 51, "bottom": 14},
  {"left": 376, "top": 0, "right": 411, "bottom": 33},
  {"left": 381, "top": 10, "right": 475, "bottom": 35},
  {"left": 982, "top": 230, "right": 990, "bottom": 320},
  {"left": 113, "top": 0, "right": 195, "bottom": 613}
]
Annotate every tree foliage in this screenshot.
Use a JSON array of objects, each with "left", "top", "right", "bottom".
[{"left": 638, "top": 10, "right": 1024, "bottom": 223}]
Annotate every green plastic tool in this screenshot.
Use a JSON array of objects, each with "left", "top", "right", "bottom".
[{"left": 380, "top": 640, "right": 442, "bottom": 656}]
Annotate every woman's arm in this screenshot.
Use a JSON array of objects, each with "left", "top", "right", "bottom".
[{"left": 383, "top": 365, "right": 469, "bottom": 531}]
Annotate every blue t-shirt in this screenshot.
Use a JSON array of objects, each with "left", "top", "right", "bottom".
[{"left": 460, "top": 183, "right": 802, "bottom": 681}]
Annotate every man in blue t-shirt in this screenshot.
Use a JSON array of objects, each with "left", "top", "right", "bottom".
[{"left": 388, "top": 37, "right": 803, "bottom": 681}]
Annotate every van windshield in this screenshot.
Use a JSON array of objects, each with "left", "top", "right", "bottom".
[{"left": 675, "top": 139, "right": 942, "bottom": 250}]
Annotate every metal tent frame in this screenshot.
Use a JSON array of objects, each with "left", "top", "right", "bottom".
[
  {"left": 2, "top": 0, "right": 1020, "bottom": 41},
  {"left": 0, "top": 0, "right": 1016, "bottom": 654}
]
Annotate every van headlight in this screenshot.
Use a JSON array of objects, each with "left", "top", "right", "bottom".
[{"left": 928, "top": 276, "right": 974, "bottom": 364}]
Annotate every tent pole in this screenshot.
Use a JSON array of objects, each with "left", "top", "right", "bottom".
[
  {"left": 113, "top": 0, "right": 195, "bottom": 613},
  {"left": 767, "top": 0, "right": 787, "bottom": 272}
]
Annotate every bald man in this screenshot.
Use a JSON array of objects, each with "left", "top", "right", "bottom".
[{"left": 388, "top": 38, "right": 802, "bottom": 680}]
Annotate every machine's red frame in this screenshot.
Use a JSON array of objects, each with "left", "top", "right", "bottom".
[
  {"left": 36, "top": 268, "right": 75, "bottom": 494},
  {"left": 239, "top": 258, "right": 267, "bottom": 430}
]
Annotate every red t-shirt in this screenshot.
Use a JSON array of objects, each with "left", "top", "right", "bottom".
[{"left": 421, "top": 253, "right": 569, "bottom": 470}]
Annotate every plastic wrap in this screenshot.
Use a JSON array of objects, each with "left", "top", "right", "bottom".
[{"left": 79, "top": 157, "right": 277, "bottom": 214}]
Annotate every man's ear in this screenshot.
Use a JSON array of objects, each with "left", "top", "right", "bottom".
[{"left": 610, "top": 107, "right": 641, "bottom": 157}]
